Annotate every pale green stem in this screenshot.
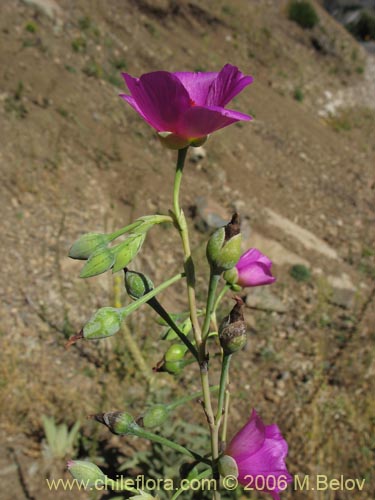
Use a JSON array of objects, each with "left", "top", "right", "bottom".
[
  {"left": 172, "top": 148, "right": 220, "bottom": 500},
  {"left": 108, "top": 221, "right": 144, "bottom": 241},
  {"left": 108, "top": 215, "right": 173, "bottom": 242},
  {"left": 166, "top": 385, "right": 219, "bottom": 411},
  {"left": 172, "top": 147, "right": 202, "bottom": 347},
  {"left": 113, "top": 276, "right": 153, "bottom": 384},
  {"left": 213, "top": 283, "right": 231, "bottom": 315},
  {"left": 215, "top": 355, "right": 232, "bottom": 425},
  {"left": 118, "top": 272, "right": 185, "bottom": 319},
  {"left": 131, "top": 426, "right": 206, "bottom": 463},
  {"left": 202, "top": 272, "right": 220, "bottom": 343},
  {"left": 220, "top": 389, "right": 230, "bottom": 452}
]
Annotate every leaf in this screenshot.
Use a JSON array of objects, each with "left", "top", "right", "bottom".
[
  {"left": 112, "top": 233, "right": 145, "bottom": 273},
  {"left": 42, "top": 415, "right": 56, "bottom": 448},
  {"left": 79, "top": 247, "right": 115, "bottom": 278}
]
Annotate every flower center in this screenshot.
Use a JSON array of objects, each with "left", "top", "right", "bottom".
[{"left": 189, "top": 99, "right": 196, "bottom": 107}]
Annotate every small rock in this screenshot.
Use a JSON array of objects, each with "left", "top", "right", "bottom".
[
  {"left": 326, "top": 273, "right": 357, "bottom": 309},
  {"left": 189, "top": 146, "right": 206, "bottom": 163},
  {"left": 21, "top": 0, "right": 63, "bottom": 20},
  {"left": 192, "top": 196, "right": 230, "bottom": 232},
  {"left": 246, "top": 288, "right": 287, "bottom": 313}
]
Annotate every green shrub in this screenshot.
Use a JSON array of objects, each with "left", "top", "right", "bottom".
[
  {"left": 347, "top": 10, "right": 375, "bottom": 41},
  {"left": 288, "top": 1, "right": 319, "bottom": 29},
  {"left": 293, "top": 87, "right": 304, "bottom": 102},
  {"left": 290, "top": 264, "right": 311, "bottom": 282}
]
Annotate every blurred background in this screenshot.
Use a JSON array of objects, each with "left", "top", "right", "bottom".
[{"left": 0, "top": 0, "right": 374, "bottom": 499}]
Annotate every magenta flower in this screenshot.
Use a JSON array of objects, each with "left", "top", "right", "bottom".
[
  {"left": 120, "top": 64, "right": 253, "bottom": 148},
  {"left": 225, "top": 409, "right": 292, "bottom": 500},
  {"left": 235, "top": 248, "right": 276, "bottom": 287}
]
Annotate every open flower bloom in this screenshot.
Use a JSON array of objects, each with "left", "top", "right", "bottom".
[
  {"left": 225, "top": 409, "right": 292, "bottom": 500},
  {"left": 120, "top": 64, "right": 253, "bottom": 148},
  {"left": 235, "top": 248, "right": 276, "bottom": 287}
]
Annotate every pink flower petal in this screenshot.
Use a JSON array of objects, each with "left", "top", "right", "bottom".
[
  {"left": 122, "top": 71, "right": 191, "bottom": 132},
  {"left": 206, "top": 64, "right": 253, "bottom": 107},
  {"left": 236, "top": 248, "right": 262, "bottom": 271},
  {"left": 226, "top": 409, "right": 265, "bottom": 460},
  {"left": 237, "top": 262, "right": 276, "bottom": 287},
  {"left": 173, "top": 71, "right": 218, "bottom": 105},
  {"left": 177, "top": 105, "right": 251, "bottom": 138}
]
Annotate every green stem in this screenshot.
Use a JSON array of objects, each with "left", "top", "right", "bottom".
[
  {"left": 119, "top": 272, "right": 185, "bottom": 319},
  {"left": 220, "top": 389, "right": 230, "bottom": 452},
  {"left": 172, "top": 148, "right": 220, "bottom": 499},
  {"left": 131, "top": 426, "right": 206, "bottom": 463},
  {"left": 108, "top": 221, "right": 144, "bottom": 241},
  {"left": 148, "top": 297, "right": 199, "bottom": 360},
  {"left": 167, "top": 385, "right": 219, "bottom": 411},
  {"left": 109, "top": 215, "right": 173, "bottom": 242},
  {"left": 202, "top": 272, "right": 220, "bottom": 343},
  {"left": 213, "top": 284, "right": 231, "bottom": 315},
  {"left": 215, "top": 355, "right": 232, "bottom": 424},
  {"left": 170, "top": 468, "right": 213, "bottom": 500},
  {"left": 172, "top": 147, "right": 202, "bottom": 348}
]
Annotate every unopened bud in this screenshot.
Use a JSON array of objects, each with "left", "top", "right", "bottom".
[
  {"left": 83, "top": 307, "right": 122, "bottom": 340},
  {"left": 139, "top": 404, "right": 169, "bottom": 428},
  {"left": 125, "top": 269, "right": 154, "bottom": 300},
  {"left": 219, "top": 297, "right": 247, "bottom": 355},
  {"left": 206, "top": 214, "right": 242, "bottom": 273},
  {"left": 69, "top": 233, "right": 109, "bottom": 260},
  {"left": 92, "top": 411, "right": 137, "bottom": 435},
  {"left": 67, "top": 460, "right": 106, "bottom": 486},
  {"left": 79, "top": 247, "right": 114, "bottom": 278},
  {"left": 218, "top": 455, "right": 238, "bottom": 478}
]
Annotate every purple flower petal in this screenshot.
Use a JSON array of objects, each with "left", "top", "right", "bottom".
[
  {"left": 177, "top": 105, "right": 251, "bottom": 138},
  {"left": 122, "top": 71, "right": 191, "bottom": 132},
  {"left": 206, "top": 64, "right": 253, "bottom": 107},
  {"left": 173, "top": 71, "right": 218, "bottom": 105},
  {"left": 226, "top": 409, "right": 292, "bottom": 497},
  {"left": 226, "top": 409, "right": 265, "bottom": 460},
  {"left": 237, "top": 262, "right": 276, "bottom": 287}
]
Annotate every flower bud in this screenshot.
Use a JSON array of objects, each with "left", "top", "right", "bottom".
[
  {"left": 79, "top": 247, "right": 115, "bottom": 278},
  {"left": 139, "top": 404, "right": 169, "bottom": 428},
  {"left": 84, "top": 307, "right": 122, "bottom": 340},
  {"left": 218, "top": 455, "right": 238, "bottom": 479},
  {"left": 223, "top": 267, "right": 238, "bottom": 285},
  {"left": 112, "top": 234, "right": 145, "bottom": 273},
  {"left": 219, "top": 297, "right": 247, "bottom": 355},
  {"left": 206, "top": 213, "right": 242, "bottom": 273},
  {"left": 67, "top": 460, "right": 106, "bottom": 486},
  {"left": 125, "top": 269, "right": 154, "bottom": 300},
  {"left": 69, "top": 233, "right": 109, "bottom": 260},
  {"left": 92, "top": 411, "right": 137, "bottom": 435}
]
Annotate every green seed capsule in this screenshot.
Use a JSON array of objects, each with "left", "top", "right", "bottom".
[{"left": 83, "top": 307, "right": 122, "bottom": 340}]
